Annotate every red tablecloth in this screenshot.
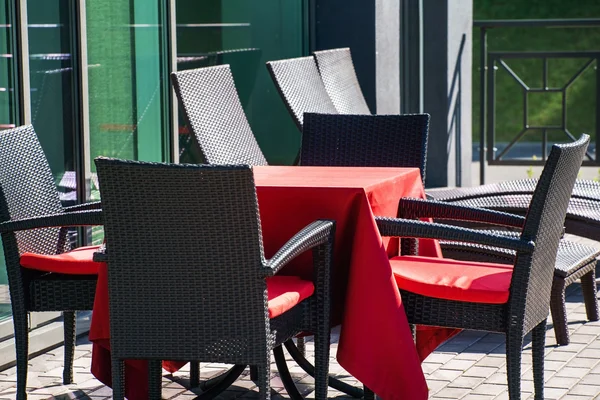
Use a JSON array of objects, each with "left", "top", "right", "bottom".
[{"left": 89, "top": 166, "right": 458, "bottom": 400}]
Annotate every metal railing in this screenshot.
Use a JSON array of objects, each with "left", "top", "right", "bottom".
[{"left": 475, "top": 19, "right": 600, "bottom": 184}]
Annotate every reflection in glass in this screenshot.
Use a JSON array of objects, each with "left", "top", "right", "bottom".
[
  {"left": 176, "top": 0, "right": 307, "bottom": 165},
  {"left": 28, "top": 0, "right": 77, "bottom": 206},
  {"left": 0, "top": 0, "right": 18, "bottom": 322},
  {"left": 86, "top": 1, "right": 170, "bottom": 244}
]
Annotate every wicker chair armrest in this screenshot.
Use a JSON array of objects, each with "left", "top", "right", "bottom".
[
  {"left": 63, "top": 201, "right": 102, "bottom": 212},
  {"left": 0, "top": 209, "right": 103, "bottom": 233},
  {"left": 478, "top": 229, "right": 520, "bottom": 238},
  {"left": 398, "top": 197, "right": 525, "bottom": 228},
  {"left": 375, "top": 217, "right": 534, "bottom": 253},
  {"left": 264, "top": 219, "right": 335, "bottom": 276}
]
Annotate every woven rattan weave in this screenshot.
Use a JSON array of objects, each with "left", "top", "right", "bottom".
[
  {"left": 0, "top": 125, "right": 103, "bottom": 400},
  {"left": 300, "top": 112, "right": 429, "bottom": 182},
  {"left": 170, "top": 65, "right": 268, "bottom": 166},
  {"left": 312, "top": 48, "right": 371, "bottom": 115},
  {"left": 399, "top": 198, "right": 600, "bottom": 346},
  {"left": 428, "top": 177, "right": 600, "bottom": 202},
  {"left": 266, "top": 56, "right": 337, "bottom": 130},
  {"left": 95, "top": 158, "right": 334, "bottom": 400},
  {"left": 378, "top": 135, "right": 589, "bottom": 399}
]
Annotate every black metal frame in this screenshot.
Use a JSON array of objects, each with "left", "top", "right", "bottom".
[
  {"left": 486, "top": 51, "right": 599, "bottom": 166},
  {"left": 475, "top": 19, "right": 600, "bottom": 183}
]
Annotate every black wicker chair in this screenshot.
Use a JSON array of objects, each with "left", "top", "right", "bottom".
[
  {"left": 312, "top": 48, "right": 371, "bottom": 115},
  {"left": 170, "top": 64, "right": 268, "bottom": 166},
  {"left": 397, "top": 198, "right": 600, "bottom": 347},
  {"left": 95, "top": 158, "right": 334, "bottom": 400},
  {"left": 171, "top": 64, "right": 316, "bottom": 386},
  {"left": 266, "top": 56, "right": 338, "bottom": 130},
  {"left": 427, "top": 178, "right": 600, "bottom": 203},
  {"left": 441, "top": 193, "right": 600, "bottom": 242},
  {"left": 301, "top": 112, "right": 429, "bottom": 179},
  {"left": 299, "top": 112, "right": 430, "bottom": 398},
  {"left": 0, "top": 125, "right": 103, "bottom": 400},
  {"left": 376, "top": 135, "right": 590, "bottom": 399},
  {"left": 300, "top": 113, "right": 599, "bottom": 347}
]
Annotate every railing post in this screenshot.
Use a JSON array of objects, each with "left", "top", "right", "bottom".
[
  {"left": 479, "top": 27, "right": 487, "bottom": 184},
  {"left": 596, "top": 56, "right": 600, "bottom": 162},
  {"left": 486, "top": 55, "right": 495, "bottom": 167}
]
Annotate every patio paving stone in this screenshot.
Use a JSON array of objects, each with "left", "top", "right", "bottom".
[{"left": 0, "top": 261, "right": 598, "bottom": 399}]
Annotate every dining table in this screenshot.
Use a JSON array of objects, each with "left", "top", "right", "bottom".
[{"left": 89, "top": 165, "right": 459, "bottom": 400}]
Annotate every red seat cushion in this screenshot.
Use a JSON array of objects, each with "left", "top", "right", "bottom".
[
  {"left": 20, "top": 245, "right": 104, "bottom": 275},
  {"left": 390, "top": 255, "right": 514, "bottom": 304},
  {"left": 267, "top": 275, "right": 314, "bottom": 319}
]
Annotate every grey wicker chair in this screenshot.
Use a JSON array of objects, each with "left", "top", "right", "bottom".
[
  {"left": 266, "top": 56, "right": 338, "bottom": 130},
  {"left": 300, "top": 113, "right": 599, "bottom": 347},
  {"left": 0, "top": 125, "right": 103, "bottom": 400},
  {"left": 439, "top": 193, "right": 600, "bottom": 242},
  {"left": 170, "top": 65, "right": 268, "bottom": 166},
  {"left": 312, "top": 48, "right": 371, "bottom": 115},
  {"left": 94, "top": 158, "right": 334, "bottom": 400},
  {"left": 427, "top": 178, "right": 600, "bottom": 202},
  {"left": 426, "top": 177, "right": 600, "bottom": 252},
  {"left": 376, "top": 135, "right": 589, "bottom": 399}
]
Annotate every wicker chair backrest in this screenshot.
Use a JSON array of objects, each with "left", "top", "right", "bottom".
[
  {"left": 0, "top": 125, "right": 67, "bottom": 256},
  {"left": 300, "top": 113, "right": 430, "bottom": 183},
  {"left": 171, "top": 65, "right": 268, "bottom": 166},
  {"left": 266, "top": 56, "right": 337, "bottom": 129},
  {"left": 95, "top": 158, "right": 269, "bottom": 364},
  {"left": 313, "top": 48, "right": 371, "bottom": 115},
  {"left": 512, "top": 134, "right": 589, "bottom": 333}
]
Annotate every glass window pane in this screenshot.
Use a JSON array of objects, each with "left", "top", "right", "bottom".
[
  {"left": 28, "top": 0, "right": 77, "bottom": 207},
  {"left": 86, "top": 1, "right": 170, "bottom": 244},
  {"left": 0, "top": 1, "right": 17, "bottom": 130},
  {"left": 176, "top": 0, "right": 307, "bottom": 165},
  {"left": 87, "top": 0, "right": 168, "bottom": 165},
  {"left": 0, "top": 0, "right": 19, "bottom": 323}
]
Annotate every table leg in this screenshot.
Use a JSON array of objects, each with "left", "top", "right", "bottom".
[
  {"left": 190, "top": 362, "right": 200, "bottom": 388},
  {"left": 274, "top": 345, "right": 305, "bottom": 400},
  {"left": 283, "top": 340, "right": 364, "bottom": 398},
  {"left": 193, "top": 364, "right": 246, "bottom": 400}
]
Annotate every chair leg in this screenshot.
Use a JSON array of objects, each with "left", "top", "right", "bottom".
[
  {"left": 63, "top": 311, "right": 76, "bottom": 384},
  {"left": 283, "top": 340, "right": 363, "bottom": 398},
  {"left": 296, "top": 337, "right": 306, "bottom": 356},
  {"left": 256, "top": 363, "right": 271, "bottom": 400},
  {"left": 550, "top": 278, "right": 570, "bottom": 345},
  {"left": 13, "top": 310, "right": 29, "bottom": 400},
  {"left": 111, "top": 357, "right": 125, "bottom": 400},
  {"left": 313, "top": 325, "right": 330, "bottom": 399},
  {"left": 250, "top": 365, "right": 258, "bottom": 381},
  {"left": 581, "top": 268, "right": 599, "bottom": 321},
  {"left": 148, "top": 360, "right": 162, "bottom": 400},
  {"left": 531, "top": 320, "right": 546, "bottom": 400},
  {"left": 190, "top": 361, "right": 200, "bottom": 388},
  {"left": 505, "top": 330, "right": 523, "bottom": 400}
]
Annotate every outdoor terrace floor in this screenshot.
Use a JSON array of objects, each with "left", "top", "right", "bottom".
[{"left": 1, "top": 236, "right": 599, "bottom": 399}]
